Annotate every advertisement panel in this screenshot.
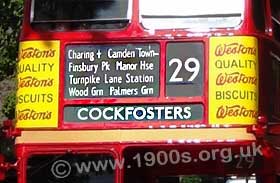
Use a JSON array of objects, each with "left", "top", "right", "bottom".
[
  {"left": 209, "top": 36, "right": 258, "bottom": 125},
  {"left": 16, "top": 41, "right": 60, "bottom": 128}
]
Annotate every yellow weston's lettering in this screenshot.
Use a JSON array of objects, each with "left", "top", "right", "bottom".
[
  {"left": 16, "top": 41, "right": 60, "bottom": 128},
  {"left": 209, "top": 36, "right": 259, "bottom": 125}
]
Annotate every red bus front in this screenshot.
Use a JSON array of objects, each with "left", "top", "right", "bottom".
[{"left": 8, "top": 0, "right": 280, "bottom": 182}]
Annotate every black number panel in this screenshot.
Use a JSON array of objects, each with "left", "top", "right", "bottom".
[{"left": 166, "top": 42, "right": 204, "bottom": 97}]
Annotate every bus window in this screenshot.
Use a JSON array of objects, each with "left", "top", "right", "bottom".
[
  {"left": 156, "top": 176, "right": 256, "bottom": 183},
  {"left": 139, "top": 0, "right": 244, "bottom": 30},
  {"left": 27, "top": 153, "right": 115, "bottom": 183},
  {"left": 270, "top": 0, "right": 280, "bottom": 121},
  {"left": 271, "top": 0, "right": 280, "bottom": 41},
  {"left": 30, "top": 0, "right": 131, "bottom": 31},
  {"left": 271, "top": 54, "right": 280, "bottom": 120},
  {"left": 252, "top": 0, "right": 266, "bottom": 32}
]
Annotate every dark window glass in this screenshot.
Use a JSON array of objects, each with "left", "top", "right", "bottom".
[
  {"left": 253, "top": 0, "right": 265, "bottom": 31},
  {"left": 27, "top": 153, "right": 115, "bottom": 183},
  {"left": 31, "top": 0, "right": 130, "bottom": 30},
  {"left": 270, "top": 56, "right": 280, "bottom": 120},
  {"left": 157, "top": 176, "right": 255, "bottom": 183},
  {"left": 272, "top": 20, "right": 280, "bottom": 42},
  {"left": 271, "top": 0, "right": 280, "bottom": 41}
]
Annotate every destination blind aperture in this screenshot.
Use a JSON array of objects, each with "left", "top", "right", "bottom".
[{"left": 65, "top": 44, "right": 160, "bottom": 98}]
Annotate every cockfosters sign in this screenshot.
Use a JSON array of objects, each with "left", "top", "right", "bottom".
[{"left": 64, "top": 105, "right": 203, "bottom": 122}]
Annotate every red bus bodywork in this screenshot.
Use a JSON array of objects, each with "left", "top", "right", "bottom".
[{"left": 2, "top": 0, "right": 280, "bottom": 182}]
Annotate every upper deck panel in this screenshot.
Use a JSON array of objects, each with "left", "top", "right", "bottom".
[
  {"left": 20, "top": 0, "right": 256, "bottom": 41},
  {"left": 16, "top": 0, "right": 261, "bottom": 129}
]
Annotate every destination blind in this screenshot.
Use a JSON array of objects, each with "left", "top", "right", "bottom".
[
  {"left": 64, "top": 104, "right": 203, "bottom": 122},
  {"left": 65, "top": 44, "right": 160, "bottom": 98}
]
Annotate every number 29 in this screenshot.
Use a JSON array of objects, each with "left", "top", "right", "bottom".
[{"left": 168, "top": 58, "right": 200, "bottom": 82}]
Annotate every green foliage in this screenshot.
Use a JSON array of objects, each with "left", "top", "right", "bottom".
[
  {"left": 0, "top": 138, "right": 15, "bottom": 161},
  {"left": 0, "top": 0, "right": 23, "bottom": 80},
  {"left": 0, "top": 0, "right": 22, "bottom": 119},
  {"left": 2, "top": 91, "right": 16, "bottom": 120}
]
